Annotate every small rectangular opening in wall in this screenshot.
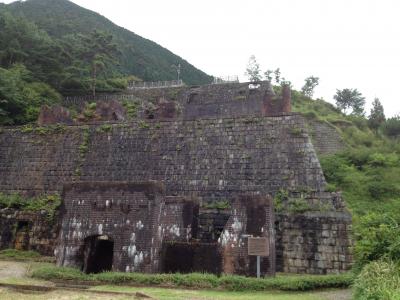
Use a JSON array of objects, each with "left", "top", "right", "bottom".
[
  {"left": 14, "top": 221, "right": 31, "bottom": 251},
  {"left": 161, "top": 241, "right": 222, "bottom": 275}
]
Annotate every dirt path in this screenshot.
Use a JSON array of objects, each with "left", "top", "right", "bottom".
[
  {"left": 0, "top": 260, "right": 353, "bottom": 300},
  {"left": 0, "top": 261, "right": 27, "bottom": 279},
  {"left": 316, "top": 289, "right": 352, "bottom": 300}
]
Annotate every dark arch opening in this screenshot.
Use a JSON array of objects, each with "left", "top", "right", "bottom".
[
  {"left": 82, "top": 235, "right": 114, "bottom": 274},
  {"left": 14, "top": 221, "right": 31, "bottom": 251}
]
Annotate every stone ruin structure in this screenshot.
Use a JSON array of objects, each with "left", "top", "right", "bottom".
[
  {"left": 0, "top": 81, "right": 352, "bottom": 276},
  {"left": 56, "top": 181, "right": 275, "bottom": 276}
]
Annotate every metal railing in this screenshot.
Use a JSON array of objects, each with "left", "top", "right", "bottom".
[
  {"left": 128, "top": 80, "right": 184, "bottom": 89},
  {"left": 212, "top": 76, "right": 239, "bottom": 84},
  {"left": 62, "top": 94, "right": 141, "bottom": 108}
]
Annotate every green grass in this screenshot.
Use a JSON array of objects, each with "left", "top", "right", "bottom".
[
  {"left": 90, "top": 285, "right": 339, "bottom": 300},
  {"left": 0, "top": 249, "right": 54, "bottom": 263},
  {"left": 31, "top": 265, "right": 354, "bottom": 292}
]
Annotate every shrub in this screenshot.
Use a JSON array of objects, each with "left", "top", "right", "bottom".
[
  {"left": 353, "top": 260, "right": 400, "bottom": 300},
  {"left": 0, "top": 193, "right": 61, "bottom": 221},
  {"left": 31, "top": 265, "right": 354, "bottom": 291},
  {"left": 354, "top": 213, "right": 400, "bottom": 269}
]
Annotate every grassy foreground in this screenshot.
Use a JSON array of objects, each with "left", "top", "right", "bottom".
[
  {"left": 31, "top": 265, "right": 354, "bottom": 292},
  {"left": 0, "top": 249, "right": 54, "bottom": 263},
  {"left": 0, "top": 286, "right": 351, "bottom": 300}
]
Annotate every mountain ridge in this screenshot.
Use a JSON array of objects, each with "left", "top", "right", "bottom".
[{"left": 6, "top": 0, "right": 212, "bottom": 85}]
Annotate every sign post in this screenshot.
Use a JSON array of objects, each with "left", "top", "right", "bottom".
[{"left": 248, "top": 237, "right": 269, "bottom": 279}]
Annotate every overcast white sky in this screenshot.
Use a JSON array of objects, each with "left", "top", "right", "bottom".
[{"left": 3, "top": 0, "right": 400, "bottom": 116}]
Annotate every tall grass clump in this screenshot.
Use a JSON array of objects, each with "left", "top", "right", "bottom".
[{"left": 353, "top": 260, "right": 400, "bottom": 300}]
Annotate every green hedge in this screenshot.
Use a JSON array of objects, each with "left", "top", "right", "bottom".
[{"left": 31, "top": 265, "right": 354, "bottom": 291}]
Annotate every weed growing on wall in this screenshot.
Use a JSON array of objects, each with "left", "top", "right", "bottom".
[
  {"left": 122, "top": 100, "right": 139, "bottom": 120},
  {"left": 0, "top": 193, "right": 61, "bottom": 221},
  {"left": 75, "top": 126, "right": 90, "bottom": 177},
  {"left": 202, "top": 200, "right": 231, "bottom": 210},
  {"left": 20, "top": 124, "right": 66, "bottom": 135},
  {"left": 96, "top": 124, "right": 113, "bottom": 133}
]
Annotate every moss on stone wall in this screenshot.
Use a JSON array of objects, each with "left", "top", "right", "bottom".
[{"left": 0, "top": 193, "right": 61, "bottom": 221}]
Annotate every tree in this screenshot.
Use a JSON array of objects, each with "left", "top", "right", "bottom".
[
  {"left": 0, "top": 10, "right": 66, "bottom": 89},
  {"left": 274, "top": 68, "right": 281, "bottom": 84},
  {"left": 77, "top": 31, "right": 119, "bottom": 96},
  {"left": 264, "top": 69, "right": 273, "bottom": 82},
  {"left": 334, "top": 88, "right": 365, "bottom": 115},
  {"left": 368, "top": 98, "right": 386, "bottom": 131},
  {"left": 245, "top": 55, "right": 261, "bottom": 82},
  {"left": 301, "top": 76, "right": 319, "bottom": 98},
  {"left": 0, "top": 64, "right": 60, "bottom": 125},
  {"left": 380, "top": 115, "right": 400, "bottom": 138}
]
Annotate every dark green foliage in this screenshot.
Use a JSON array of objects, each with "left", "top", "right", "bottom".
[
  {"left": 0, "top": 64, "right": 61, "bottom": 125},
  {"left": 31, "top": 265, "right": 354, "bottom": 291},
  {"left": 6, "top": 0, "right": 212, "bottom": 86},
  {"left": 334, "top": 88, "right": 365, "bottom": 116},
  {"left": 368, "top": 98, "right": 386, "bottom": 131},
  {"left": 73, "top": 30, "right": 120, "bottom": 96},
  {"left": 0, "top": 10, "right": 66, "bottom": 88},
  {"left": 380, "top": 115, "right": 400, "bottom": 138},
  {"left": 354, "top": 213, "right": 400, "bottom": 269}
]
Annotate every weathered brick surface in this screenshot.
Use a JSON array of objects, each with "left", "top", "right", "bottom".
[
  {"left": 62, "top": 82, "right": 290, "bottom": 120},
  {"left": 0, "top": 111, "right": 352, "bottom": 274},
  {"left": 275, "top": 212, "right": 353, "bottom": 274},
  {"left": 0, "top": 209, "right": 58, "bottom": 256},
  {"left": 0, "top": 114, "right": 326, "bottom": 198},
  {"left": 57, "top": 182, "right": 194, "bottom": 273},
  {"left": 309, "top": 120, "right": 345, "bottom": 155},
  {"left": 218, "top": 195, "right": 275, "bottom": 276}
]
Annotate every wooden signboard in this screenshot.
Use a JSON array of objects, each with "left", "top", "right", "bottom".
[{"left": 248, "top": 237, "right": 269, "bottom": 257}]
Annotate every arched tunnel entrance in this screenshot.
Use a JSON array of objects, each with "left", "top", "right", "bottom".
[{"left": 82, "top": 235, "right": 114, "bottom": 274}]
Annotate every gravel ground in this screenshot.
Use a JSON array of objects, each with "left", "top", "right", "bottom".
[{"left": 0, "top": 261, "right": 27, "bottom": 279}]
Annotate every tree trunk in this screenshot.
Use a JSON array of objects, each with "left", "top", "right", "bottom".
[{"left": 92, "top": 63, "right": 97, "bottom": 97}]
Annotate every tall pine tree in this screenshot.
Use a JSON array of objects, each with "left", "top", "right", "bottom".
[{"left": 368, "top": 98, "right": 386, "bottom": 131}]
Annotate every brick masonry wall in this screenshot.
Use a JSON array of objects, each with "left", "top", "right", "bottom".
[
  {"left": 0, "top": 114, "right": 326, "bottom": 199},
  {"left": 275, "top": 211, "right": 353, "bottom": 274},
  {"left": 57, "top": 182, "right": 193, "bottom": 273},
  {"left": 62, "top": 82, "right": 289, "bottom": 120},
  {"left": 309, "top": 120, "right": 345, "bottom": 156},
  {"left": 0, "top": 113, "right": 352, "bottom": 274},
  {"left": 0, "top": 209, "right": 57, "bottom": 256},
  {"left": 218, "top": 195, "right": 276, "bottom": 277}
]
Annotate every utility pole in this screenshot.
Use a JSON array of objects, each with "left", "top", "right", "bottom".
[{"left": 172, "top": 63, "right": 181, "bottom": 81}]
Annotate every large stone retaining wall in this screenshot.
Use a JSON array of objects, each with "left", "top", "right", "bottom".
[
  {"left": 0, "top": 209, "right": 57, "bottom": 256},
  {"left": 309, "top": 121, "right": 345, "bottom": 156},
  {"left": 0, "top": 115, "right": 325, "bottom": 199},
  {"left": 0, "top": 113, "right": 352, "bottom": 274}
]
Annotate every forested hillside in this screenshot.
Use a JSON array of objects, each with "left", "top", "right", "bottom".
[
  {"left": 6, "top": 0, "right": 212, "bottom": 86},
  {"left": 0, "top": 0, "right": 212, "bottom": 124}
]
